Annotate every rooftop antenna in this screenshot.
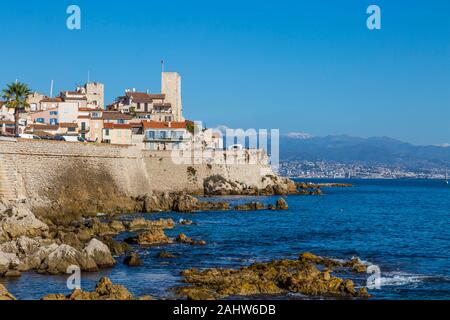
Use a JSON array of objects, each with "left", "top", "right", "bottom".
[
  {"left": 87, "top": 70, "right": 90, "bottom": 83},
  {"left": 50, "top": 80, "right": 54, "bottom": 98},
  {"left": 161, "top": 60, "right": 165, "bottom": 73}
]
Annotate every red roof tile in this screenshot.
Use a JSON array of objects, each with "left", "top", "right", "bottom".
[
  {"left": 103, "top": 123, "right": 132, "bottom": 129},
  {"left": 142, "top": 121, "right": 187, "bottom": 129}
]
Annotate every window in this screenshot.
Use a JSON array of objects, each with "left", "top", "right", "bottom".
[
  {"left": 50, "top": 118, "right": 58, "bottom": 125},
  {"left": 117, "top": 119, "right": 125, "bottom": 124},
  {"left": 137, "top": 103, "right": 141, "bottom": 110},
  {"left": 105, "top": 129, "right": 110, "bottom": 136},
  {"left": 165, "top": 116, "right": 172, "bottom": 122},
  {"left": 37, "top": 118, "right": 45, "bottom": 123},
  {"left": 68, "top": 127, "right": 76, "bottom": 132},
  {"left": 50, "top": 111, "right": 58, "bottom": 115}
]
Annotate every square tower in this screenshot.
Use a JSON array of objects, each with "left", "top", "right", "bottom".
[
  {"left": 85, "top": 82, "right": 105, "bottom": 109},
  {"left": 161, "top": 72, "right": 183, "bottom": 121}
]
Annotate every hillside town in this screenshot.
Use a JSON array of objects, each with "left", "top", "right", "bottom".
[
  {"left": 0, "top": 72, "right": 223, "bottom": 151},
  {"left": 280, "top": 160, "right": 448, "bottom": 180}
]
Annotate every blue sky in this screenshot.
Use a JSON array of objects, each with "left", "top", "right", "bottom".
[{"left": 0, "top": 0, "right": 449, "bottom": 145}]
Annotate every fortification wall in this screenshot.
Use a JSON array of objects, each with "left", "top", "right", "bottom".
[{"left": 0, "top": 139, "right": 273, "bottom": 211}]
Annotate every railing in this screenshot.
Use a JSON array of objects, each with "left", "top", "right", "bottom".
[{"left": 143, "top": 136, "right": 190, "bottom": 142}]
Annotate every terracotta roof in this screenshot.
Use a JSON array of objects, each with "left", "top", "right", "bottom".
[
  {"left": 59, "top": 123, "right": 78, "bottom": 128},
  {"left": 79, "top": 108, "right": 103, "bottom": 112},
  {"left": 104, "top": 123, "right": 132, "bottom": 129},
  {"left": 125, "top": 92, "right": 165, "bottom": 103},
  {"left": 153, "top": 103, "right": 172, "bottom": 108},
  {"left": 29, "top": 124, "right": 59, "bottom": 130},
  {"left": 63, "top": 96, "right": 87, "bottom": 101},
  {"left": 40, "top": 97, "right": 62, "bottom": 103},
  {"left": 78, "top": 115, "right": 91, "bottom": 119},
  {"left": 142, "top": 121, "right": 187, "bottom": 129},
  {"left": 0, "top": 120, "right": 15, "bottom": 125},
  {"left": 102, "top": 111, "right": 132, "bottom": 120}
]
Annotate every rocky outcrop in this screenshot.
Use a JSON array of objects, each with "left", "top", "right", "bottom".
[
  {"left": 0, "top": 204, "right": 49, "bottom": 241},
  {"left": 83, "top": 239, "right": 116, "bottom": 268},
  {"left": 176, "top": 252, "right": 370, "bottom": 300},
  {"left": 157, "top": 251, "right": 176, "bottom": 259},
  {"left": 126, "top": 218, "right": 174, "bottom": 232},
  {"left": 137, "top": 192, "right": 231, "bottom": 213},
  {"left": 204, "top": 175, "right": 298, "bottom": 196},
  {"left": 0, "top": 283, "right": 16, "bottom": 300},
  {"left": 123, "top": 252, "right": 143, "bottom": 266},
  {"left": 176, "top": 233, "right": 206, "bottom": 246},
  {"left": 42, "top": 277, "right": 152, "bottom": 300},
  {"left": 0, "top": 235, "right": 117, "bottom": 275},
  {"left": 233, "top": 198, "right": 289, "bottom": 211},
  {"left": 125, "top": 228, "right": 172, "bottom": 246},
  {"left": 275, "top": 198, "right": 289, "bottom": 210},
  {"left": 39, "top": 244, "right": 98, "bottom": 274}
]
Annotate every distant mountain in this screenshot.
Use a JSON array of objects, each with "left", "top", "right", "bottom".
[{"left": 280, "top": 135, "right": 450, "bottom": 169}]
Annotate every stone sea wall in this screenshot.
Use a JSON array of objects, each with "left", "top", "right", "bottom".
[{"left": 0, "top": 139, "right": 274, "bottom": 215}]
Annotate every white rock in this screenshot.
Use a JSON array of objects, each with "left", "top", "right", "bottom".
[{"left": 83, "top": 239, "right": 116, "bottom": 268}]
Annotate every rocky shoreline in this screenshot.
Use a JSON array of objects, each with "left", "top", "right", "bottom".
[
  {"left": 0, "top": 177, "right": 368, "bottom": 300},
  {"left": 176, "top": 252, "right": 370, "bottom": 300}
]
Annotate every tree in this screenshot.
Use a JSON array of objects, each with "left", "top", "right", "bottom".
[{"left": 2, "top": 82, "right": 31, "bottom": 136}]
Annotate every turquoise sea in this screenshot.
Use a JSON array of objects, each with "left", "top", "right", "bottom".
[{"left": 2, "top": 179, "right": 450, "bottom": 300}]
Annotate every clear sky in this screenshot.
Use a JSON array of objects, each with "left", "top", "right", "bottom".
[{"left": 0, "top": 0, "right": 449, "bottom": 145}]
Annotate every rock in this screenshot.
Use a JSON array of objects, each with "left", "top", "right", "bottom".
[
  {"left": 125, "top": 228, "right": 172, "bottom": 245},
  {"left": 123, "top": 252, "right": 142, "bottom": 266},
  {"left": 157, "top": 251, "right": 176, "bottom": 259},
  {"left": 39, "top": 244, "right": 98, "bottom": 274},
  {"left": 0, "top": 284, "right": 16, "bottom": 300},
  {"left": 83, "top": 239, "right": 116, "bottom": 268},
  {"left": 0, "top": 251, "right": 20, "bottom": 275},
  {"left": 76, "top": 228, "right": 93, "bottom": 242},
  {"left": 344, "top": 258, "right": 368, "bottom": 273},
  {"left": 59, "top": 232, "right": 82, "bottom": 250},
  {"left": 203, "top": 175, "right": 247, "bottom": 196},
  {"left": 109, "top": 220, "right": 126, "bottom": 233},
  {"left": 176, "top": 253, "right": 372, "bottom": 299},
  {"left": 42, "top": 277, "right": 151, "bottom": 300},
  {"left": 204, "top": 174, "right": 298, "bottom": 196},
  {"left": 200, "top": 201, "right": 231, "bottom": 211},
  {"left": 234, "top": 202, "right": 266, "bottom": 211},
  {"left": 176, "top": 233, "right": 206, "bottom": 246},
  {"left": 4, "top": 270, "right": 21, "bottom": 277},
  {"left": 90, "top": 219, "right": 116, "bottom": 237},
  {"left": 127, "top": 218, "right": 174, "bottom": 232},
  {"left": 172, "top": 194, "right": 201, "bottom": 212},
  {"left": 0, "top": 204, "right": 49, "bottom": 241},
  {"left": 101, "top": 237, "right": 130, "bottom": 256},
  {"left": 179, "top": 219, "right": 193, "bottom": 226},
  {"left": 275, "top": 198, "right": 289, "bottom": 210}
]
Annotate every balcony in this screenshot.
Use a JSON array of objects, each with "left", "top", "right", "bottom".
[{"left": 143, "top": 136, "right": 190, "bottom": 143}]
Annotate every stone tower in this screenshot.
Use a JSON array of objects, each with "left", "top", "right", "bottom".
[
  {"left": 161, "top": 72, "right": 183, "bottom": 121},
  {"left": 84, "top": 82, "right": 105, "bottom": 109}
]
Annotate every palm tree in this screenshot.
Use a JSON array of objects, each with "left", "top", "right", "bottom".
[{"left": 2, "top": 82, "right": 31, "bottom": 136}]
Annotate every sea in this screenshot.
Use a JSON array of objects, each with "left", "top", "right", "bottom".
[{"left": 2, "top": 179, "right": 449, "bottom": 300}]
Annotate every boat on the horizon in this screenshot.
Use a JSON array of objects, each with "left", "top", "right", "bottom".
[{"left": 446, "top": 169, "right": 449, "bottom": 185}]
